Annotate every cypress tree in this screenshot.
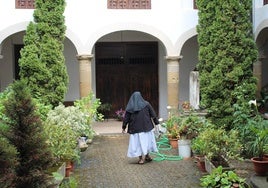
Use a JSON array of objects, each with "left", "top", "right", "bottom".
[
  {"left": 196, "top": 0, "right": 258, "bottom": 128},
  {"left": 4, "top": 80, "right": 53, "bottom": 188},
  {"left": 0, "top": 136, "right": 18, "bottom": 188},
  {"left": 19, "top": 0, "right": 68, "bottom": 107}
]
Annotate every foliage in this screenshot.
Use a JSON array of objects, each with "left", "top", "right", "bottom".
[
  {"left": 233, "top": 99, "right": 268, "bottom": 158},
  {"left": 0, "top": 135, "right": 18, "bottom": 188},
  {"left": 3, "top": 80, "right": 53, "bottom": 187},
  {"left": 200, "top": 166, "right": 248, "bottom": 188},
  {"left": 33, "top": 97, "right": 52, "bottom": 122},
  {"left": 60, "top": 176, "right": 78, "bottom": 188},
  {"left": 44, "top": 104, "right": 85, "bottom": 163},
  {"left": 46, "top": 103, "right": 94, "bottom": 138},
  {"left": 165, "top": 115, "right": 182, "bottom": 139},
  {"left": 178, "top": 114, "right": 209, "bottom": 139},
  {"left": 196, "top": 0, "right": 258, "bottom": 128},
  {"left": 0, "top": 87, "right": 12, "bottom": 124},
  {"left": 194, "top": 127, "right": 241, "bottom": 161},
  {"left": 19, "top": 0, "right": 68, "bottom": 107},
  {"left": 97, "top": 103, "right": 112, "bottom": 120},
  {"left": 115, "top": 108, "right": 125, "bottom": 121},
  {"left": 74, "top": 92, "right": 103, "bottom": 124}
]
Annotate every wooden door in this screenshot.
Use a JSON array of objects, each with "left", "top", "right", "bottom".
[{"left": 95, "top": 42, "right": 159, "bottom": 118}]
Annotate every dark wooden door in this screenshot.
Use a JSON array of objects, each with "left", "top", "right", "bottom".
[{"left": 95, "top": 42, "right": 159, "bottom": 118}]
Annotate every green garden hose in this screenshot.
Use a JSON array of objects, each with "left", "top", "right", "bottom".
[{"left": 151, "top": 134, "right": 183, "bottom": 161}]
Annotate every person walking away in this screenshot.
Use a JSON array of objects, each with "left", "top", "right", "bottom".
[{"left": 122, "top": 91, "right": 159, "bottom": 164}]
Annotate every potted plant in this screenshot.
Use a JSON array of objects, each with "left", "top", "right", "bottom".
[
  {"left": 200, "top": 166, "right": 250, "bottom": 188},
  {"left": 194, "top": 127, "right": 241, "bottom": 174},
  {"left": 44, "top": 104, "right": 83, "bottom": 177},
  {"left": 247, "top": 100, "right": 268, "bottom": 176},
  {"left": 115, "top": 108, "right": 125, "bottom": 121},
  {"left": 191, "top": 137, "right": 207, "bottom": 172},
  {"left": 249, "top": 116, "right": 268, "bottom": 176},
  {"left": 165, "top": 115, "right": 181, "bottom": 148}
]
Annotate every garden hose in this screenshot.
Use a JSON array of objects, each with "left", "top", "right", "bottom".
[{"left": 151, "top": 134, "right": 183, "bottom": 161}]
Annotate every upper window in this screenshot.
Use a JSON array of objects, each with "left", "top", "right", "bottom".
[
  {"left": 108, "top": 0, "right": 151, "bottom": 9},
  {"left": 16, "top": 0, "right": 35, "bottom": 9},
  {"left": 193, "top": 0, "right": 197, "bottom": 9}
]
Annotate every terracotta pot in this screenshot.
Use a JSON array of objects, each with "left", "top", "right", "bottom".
[
  {"left": 251, "top": 157, "right": 268, "bottom": 176},
  {"left": 169, "top": 138, "right": 178, "bottom": 149},
  {"left": 65, "top": 162, "right": 72, "bottom": 177},
  {"left": 195, "top": 155, "right": 206, "bottom": 172}
]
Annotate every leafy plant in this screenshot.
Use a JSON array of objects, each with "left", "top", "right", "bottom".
[
  {"left": 178, "top": 114, "right": 209, "bottom": 139},
  {"left": 60, "top": 176, "right": 78, "bottom": 188},
  {"left": 74, "top": 92, "right": 103, "bottom": 124},
  {"left": 200, "top": 166, "right": 248, "bottom": 188},
  {"left": 194, "top": 127, "right": 241, "bottom": 162},
  {"left": 234, "top": 99, "right": 268, "bottom": 159},
  {"left": 44, "top": 104, "right": 84, "bottom": 164},
  {"left": 165, "top": 115, "right": 182, "bottom": 139},
  {"left": 115, "top": 108, "right": 125, "bottom": 121}
]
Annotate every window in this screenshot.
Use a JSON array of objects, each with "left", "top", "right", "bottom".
[
  {"left": 193, "top": 0, "right": 197, "bottom": 9},
  {"left": 264, "top": 0, "right": 268, "bottom": 5},
  {"left": 16, "top": 0, "right": 35, "bottom": 9},
  {"left": 108, "top": 0, "right": 151, "bottom": 9}
]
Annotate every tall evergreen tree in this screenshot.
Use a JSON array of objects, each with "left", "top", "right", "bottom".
[
  {"left": 19, "top": 0, "right": 68, "bottom": 107},
  {"left": 196, "top": 0, "right": 258, "bottom": 128},
  {"left": 4, "top": 80, "right": 53, "bottom": 188}
]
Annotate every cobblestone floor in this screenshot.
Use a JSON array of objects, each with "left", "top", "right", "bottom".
[{"left": 72, "top": 134, "right": 203, "bottom": 188}]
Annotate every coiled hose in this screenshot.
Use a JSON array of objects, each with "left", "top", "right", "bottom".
[{"left": 151, "top": 134, "right": 183, "bottom": 161}]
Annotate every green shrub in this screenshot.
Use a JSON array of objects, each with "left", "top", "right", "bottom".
[{"left": 200, "top": 166, "right": 248, "bottom": 188}]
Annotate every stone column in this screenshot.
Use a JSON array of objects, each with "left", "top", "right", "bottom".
[
  {"left": 76, "top": 54, "right": 93, "bottom": 98},
  {"left": 165, "top": 55, "right": 182, "bottom": 110},
  {"left": 253, "top": 59, "right": 262, "bottom": 98},
  {"left": 189, "top": 71, "right": 199, "bottom": 110}
]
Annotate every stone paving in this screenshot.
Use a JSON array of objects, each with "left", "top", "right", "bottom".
[
  {"left": 71, "top": 119, "right": 267, "bottom": 188},
  {"left": 72, "top": 120, "right": 203, "bottom": 188}
]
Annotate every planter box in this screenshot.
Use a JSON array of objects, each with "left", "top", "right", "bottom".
[
  {"left": 48, "top": 162, "right": 66, "bottom": 188},
  {"left": 205, "top": 156, "right": 234, "bottom": 174}
]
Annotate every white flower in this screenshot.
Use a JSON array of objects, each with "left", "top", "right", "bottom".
[{"left": 248, "top": 100, "right": 257, "bottom": 106}]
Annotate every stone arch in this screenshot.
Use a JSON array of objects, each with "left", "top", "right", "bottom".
[
  {"left": 174, "top": 27, "right": 197, "bottom": 55},
  {"left": 255, "top": 19, "right": 268, "bottom": 41},
  {"left": 82, "top": 23, "right": 174, "bottom": 56},
  {"left": 0, "top": 22, "right": 29, "bottom": 44}
]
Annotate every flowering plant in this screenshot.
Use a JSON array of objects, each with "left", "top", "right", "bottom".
[
  {"left": 247, "top": 100, "right": 268, "bottom": 159},
  {"left": 181, "top": 101, "right": 191, "bottom": 111},
  {"left": 115, "top": 108, "right": 125, "bottom": 121}
]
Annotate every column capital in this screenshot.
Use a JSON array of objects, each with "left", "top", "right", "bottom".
[
  {"left": 76, "top": 54, "right": 94, "bottom": 61},
  {"left": 165, "top": 55, "right": 183, "bottom": 61}
]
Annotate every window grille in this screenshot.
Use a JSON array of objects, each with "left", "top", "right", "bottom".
[
  {"left": 16, "top": 0, "right": 35, "bottom": 9},
  {"left": 193, "top": 0, "right": 197, "bottom": 9},
  {"left": 108, "top": 0, "right": 151, "bottom": 9}
]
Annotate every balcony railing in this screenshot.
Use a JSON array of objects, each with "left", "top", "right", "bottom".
[
  {"left": 16, "top": 0, "right": 35, "bottom": 9},
  {"left": 107, "top": 0, "right": 151, "bottom": 9}
]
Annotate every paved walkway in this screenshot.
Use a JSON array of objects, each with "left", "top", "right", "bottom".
[
  {"left": 72, "top": 119, "right": 203, "bottom": 188},
  {"left": 71, "top": 119, "right": 267, "bottom": 188}
]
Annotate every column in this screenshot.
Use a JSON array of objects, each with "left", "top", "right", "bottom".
[
  {"left": 253, "top": 59, "right": 262, "bottom": 98},
  {"left": 189, "top": 71, "right": 199, "bottom": 109},
  {"left": 77, "top": 54, "right": 93, "bottom": 98},
  {"left": 165, "top": 55, "right": 182, "bottom": 110}
]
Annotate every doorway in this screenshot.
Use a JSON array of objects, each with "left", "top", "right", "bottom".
[{"left": 95, "top": 42, "right": 159, "bottom": 117}]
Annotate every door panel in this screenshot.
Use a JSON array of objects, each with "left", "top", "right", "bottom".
[{"left": 96, "top": 42, "right": 159, "bottom": 117}]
